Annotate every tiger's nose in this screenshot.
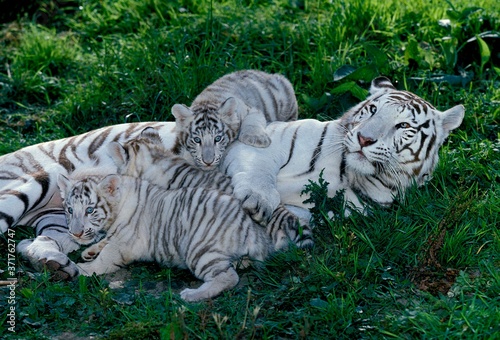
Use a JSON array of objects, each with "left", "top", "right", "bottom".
[
  {"left": 71, "top": 231, "right": 84, "bottom": 238},
  {"left": 358, "top": 133, "right": 376, "bottom": 148}
]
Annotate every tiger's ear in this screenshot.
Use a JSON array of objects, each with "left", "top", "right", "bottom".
[
  {"left": 218, "top": 97, "right": 242, "bottom": 132},
  {"left": 369, "top": 76, "right": 396, "bottom": 95},
  {"left": 441, "top": 104, "right": 465, "bottom": 137},
  {"left": 99, "top": 175, "right": 121, "bottom": 198},
  {"left": 140, "top": 127, "right": 162, "bottom": 144},
  {"left": 172, "top": 104, "right": 194, "bottom": 129},
  {"left": 108, "top": 142, "right": 128, "bottom": 171},
  {"left": 57, "top": 174, "right": 72, "bottom": 199}
]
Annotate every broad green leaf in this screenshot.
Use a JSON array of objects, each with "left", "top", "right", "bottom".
[
  {"left": 330, "top": 81, "right": 356, "bottom": 95},
  {"left": 364, "top": 44, "right": 389, "bottom": 72},
  {"left": 333, "top": 65, "right": 356, "bottom": 82},
  {"left": 476, "top": 35, "right": 491, "bottom": 69},
  {"left": 345, "top": 63, "right": 378, "bottom": 82}
]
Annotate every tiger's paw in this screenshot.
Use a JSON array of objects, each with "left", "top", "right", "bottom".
[
  {"left": 81, "top": 241, "right": 106, "bottom": 262},
  {"left": 18, "top": 237, "right": 79, "bottom": 280},
  {"left": 240, "top": 193, "right": 275, "bottom": 225},
  {"left": 81, "top": 249, "right": 99, "bottom": 262},
  {"left": 238, "top": 131, "right": 271, "bottom": 148}
]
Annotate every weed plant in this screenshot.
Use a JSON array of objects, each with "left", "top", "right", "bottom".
[{"left": 0, "top": 0, "right": 499, "bottom": 338}]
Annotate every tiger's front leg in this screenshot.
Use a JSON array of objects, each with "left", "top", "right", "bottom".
[
  {"left": 238, "top": 107, "right": 271, "bottom": 148},
  {"left": 17, "top": 213, "right": 80, "bottom": 280},
  {"left": 18, "top": 236, "right": 80, "bottom": 280}
]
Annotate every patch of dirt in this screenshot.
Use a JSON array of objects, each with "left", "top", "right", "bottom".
[{"left": 410, "top": 197, "right": 471, "bottom": 296}]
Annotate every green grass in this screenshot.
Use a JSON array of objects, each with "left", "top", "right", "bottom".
[{"left": 1, "top": 0, "right": 499, "bottom": 338}]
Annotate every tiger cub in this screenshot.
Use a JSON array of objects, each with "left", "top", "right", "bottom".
[
  {"left": 171, "top": 69, "right": 298, "bottom": 170},
  {"left": 107, "top": 127, "right": 313, "bottom": 250},
  {"left": 57, "top": 174, "right": 274, "bottom": 302}
]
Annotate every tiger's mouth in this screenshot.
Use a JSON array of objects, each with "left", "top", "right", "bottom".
[
  {"left": 70, "top": 232, "right": 96, "bottom": 245},
  {"left": 345, "top": 150, "right": 377, "bottom": 175}
]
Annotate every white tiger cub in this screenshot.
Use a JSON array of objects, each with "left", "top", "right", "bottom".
[
  {"left": 107, "top": 128, "right": 313, "bottom": 250},
  {"left": 171, "top": 69, "right": 298, "bottom": 170},
  {"left": 57, "top": 174, "right": 274, "bottom": 302}
]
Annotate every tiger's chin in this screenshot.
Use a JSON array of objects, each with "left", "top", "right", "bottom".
[
  {"left": 70, "top": 235, "right": 96, "bottom": 246},
  {"left": 345, "top": 152, "right": 377, "bottom": 176}
]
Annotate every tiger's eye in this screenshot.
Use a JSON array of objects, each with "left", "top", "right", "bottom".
[
  {"left": 68, "top": 207, "right": 73, "bottom": 214},
  {"left": 214, "top": 136, "right": 222, "bottom": 142},
  {"left": 193, "top": 137, "right": 201, "bottom": 143},
  {"left": 396, "top": 122, "right": 411, "bottom": 129},
  {"left": 86, "top": 207, "right": 94, "bottom": 214}
]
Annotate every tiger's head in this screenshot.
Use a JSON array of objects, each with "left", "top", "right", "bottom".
[
  {"left": 341, "top": 77, "right": 464, "bottom": 194},
  {"left": 57, "top": 174, "right": 117, "bottom": 245},
  {"left": 107, "top": 127, "right": 171, "bottom": 178},
  {"left": 171, "top": 98, "right": 242, "bottom": 170}
]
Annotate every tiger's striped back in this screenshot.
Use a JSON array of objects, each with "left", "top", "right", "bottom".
[
  {"left": 58, "top": 174, "right": 274, "bottom": 301},
  {"left": 171, "top": 70, "right": 298, "bottom": 170}
]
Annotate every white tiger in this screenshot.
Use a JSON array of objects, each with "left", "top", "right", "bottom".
[
  {"left": 0, "top": 77, "right": 464, "bottom": 280},
  {"left": 222, "top": 77, "right": 465, "bottom": 223},
  {"left": 57, "top": 174, "right": 276, "bottom": 302},
  {"left": 171, "top": 69, "right": 298, "bottom": 170}
]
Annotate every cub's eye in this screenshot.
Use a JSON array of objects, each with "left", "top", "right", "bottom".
[
  {"left": 396, "top": 122, "right": 411, "bottom": 129},
  {"left": 86, "top": 207, "right": 94, "bottom": 214},
  {"left": 193, "top": 137, "right": 201, "bottom": 144},
  {"left": 214, "top": 135, "right": 222, "bottom": 143},
  {"left": 369, "top": 105, "right": 377, "bottom": 114},
  {"left": 68, "top": 207, "right": 73, "bottom": 214}
]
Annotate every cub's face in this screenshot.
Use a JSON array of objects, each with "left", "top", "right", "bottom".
[
  {"left": 171, "top": 99, "right": 240, "bottom": 171},
  {"left": 183, "top": 113, "right": 233, "bottom": 170},
  {"left": 342, "top": 77, "right": 464, "bottom": 186},
  {"left": 58, "top": 176, "right": 109, "bottom": 245}
]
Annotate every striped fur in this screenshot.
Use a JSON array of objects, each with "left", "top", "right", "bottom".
[
  {"left": 172, "top": 70, "right": 298, "bottom": 170},
  {"left": 107, "top": 128, "right": 313, "bottom": 251},
  {"left": 0, "top": 76, "right": 463, "bottom": 279},
  {"left": 57, "top": 174, "right": 274, "bottom": 302},
  {"left": 223, "top": 77, "right": 465, "bottom": 223}
]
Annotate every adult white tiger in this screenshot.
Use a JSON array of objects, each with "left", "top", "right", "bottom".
[
  {"left": 0, "top": 76, "right": 464, "bottom": 279},
  {"left": 223, "top": 77, "right": 465, "bottom": 223}
]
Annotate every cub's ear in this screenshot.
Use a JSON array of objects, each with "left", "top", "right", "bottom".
[
  {"left": 171, "top": 104, "right": 194, "bottom": 128},
  {"left": 369, "top": 76, "right": 396, "bottom": 95},
  {"left": 57, "top": 174, "right": 72, "bottom": 199},
  {"left": 218, "top": 97, "right": 242, "bottom": 132},
  {"left": 107, "top": 142, "right": 128, "bottom": 171},
  {"left": 441, "top": 104, "right": 465, "bottom": 138},
  {"left": 99, "top": 175, "right": 121, "bottom": 198},
  {"left": 140, "top": 127, "right": 163, "bottom": 145}
]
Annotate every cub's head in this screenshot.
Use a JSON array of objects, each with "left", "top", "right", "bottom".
[
  {"left": 108, "top": 127, "right": 167, "bottom": 177},
  {"left": 57, "top": 174, "right": 120, "bottom": 245},
  {"left": 341, "top": 77, "right": 464, "bottom": 189},
  {"left": 171, "top": 97, "right": 242, "bottom": 170}
]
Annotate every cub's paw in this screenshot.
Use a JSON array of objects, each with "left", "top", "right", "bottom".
[
  {"left": 81, "top": 241, "right": 106, "bottom": 262},
  {"left": 238, "top": 131, "right": 271, "bottom": 148},
  {"left": 81, "top": 249, "right": 99, "bottom": 262},
  {"left": 18, "top": 237, "right": 79, "bottom": 280},
  {"left": 180, "top": 288, "right": 208, "bottom": 302}
]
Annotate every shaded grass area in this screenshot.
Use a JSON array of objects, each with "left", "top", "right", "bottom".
[{"left": 0, "top": 0, "right": 499, "bottom": 338}]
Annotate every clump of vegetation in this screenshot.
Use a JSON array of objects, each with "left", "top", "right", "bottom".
[{"left": 1, "top": 0, "right": 499, "bottom": 338}]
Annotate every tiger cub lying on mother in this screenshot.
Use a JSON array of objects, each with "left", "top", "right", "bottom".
[
  {"left": 57, "top": 173, "right": 278, "bottom": 302},
  {"left": 0, "top": 76, "right": 464, "bottom": 280},
  {"left": 172, "top": 69, "right": 298, "bottom": 170}
]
